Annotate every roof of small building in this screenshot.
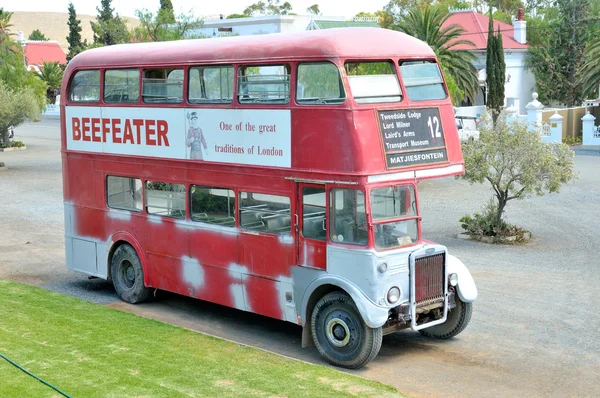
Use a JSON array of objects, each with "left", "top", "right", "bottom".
[
  {"left": 443, "top": 10, "right": 528, "bottom": 50},
  {"left": 24, "top": 41, "right": 67, "bottom": 65},
  {"left": 313, "top": 20, "right": 380, "bottom": 29}
]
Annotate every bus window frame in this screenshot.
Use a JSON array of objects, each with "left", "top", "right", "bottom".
[
  {"left": 103, "top": 68, "right": 142, "bottom": 104},
  {"left": 188, "top": 64, "right": 235, "bottom": 105},
  {"left": 366, "top": 181, "right": 422, "bottom": 251},
  {"left": 236, "top": 63, "right": 293, "bottom": 106},
  {"left": 295, "top": 61, "right": 346, "bottom": 106},
  {"left": 343, "top": 59, "right": 403, "bottom": 106},
  {"left": 398, "top": 59, "right": 449, "bottom": 102},
  {"left": 328, "top": 184, "right": 369, "bottom": 248},
  {"left": 67, "top": 69, "right": 103, "bottom": 104}
]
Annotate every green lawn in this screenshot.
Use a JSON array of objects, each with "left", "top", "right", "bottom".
[{"left": 0, "top": 279, "right": 402, "bottom": 398}]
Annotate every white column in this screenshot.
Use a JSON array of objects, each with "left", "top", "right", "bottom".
[
  {"left": 525, "top": 92, "right": 544, "bottom": 134},
  {"left": 546, "top": 112, "right": 563, "bottom": 143},
  {"left": 582, "top": 111, "right": 599, "bottom": 146}
]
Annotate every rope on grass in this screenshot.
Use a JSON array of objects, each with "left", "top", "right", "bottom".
[{"left": 0, "top": 351, "right": 71, "bottom": 398}]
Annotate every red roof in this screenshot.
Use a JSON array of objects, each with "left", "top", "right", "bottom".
[
  {"left": 24, "top": 41, "right": 66, "bottom": 66},
  {"left": 443, "top": 11, "right": 528, "bottom": 50}
]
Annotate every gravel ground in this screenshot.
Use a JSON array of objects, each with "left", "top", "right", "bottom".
[{"left": 1, "top": 117, "right": 599, "bottom": 397}]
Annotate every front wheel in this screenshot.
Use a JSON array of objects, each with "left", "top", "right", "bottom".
[
  {"left": 311, "top": 292, "right": 382, "bottom": 369},
  {"left": 111, "top": 244, "right": 151, "bottom": 304},
  {"left": 419, "top": 297, "right": 473, "bottom": 339}
]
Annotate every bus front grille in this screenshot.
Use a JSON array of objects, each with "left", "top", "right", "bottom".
[{"left": 415, "top": 253, "right": 445, "bottom": 304}]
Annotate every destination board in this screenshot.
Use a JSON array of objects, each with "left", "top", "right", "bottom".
[{"left": 378, "top": 108, "right": 447, "bottom": 169}]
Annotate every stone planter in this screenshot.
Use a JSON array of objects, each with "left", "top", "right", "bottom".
[
  {"left": 456, "top": 230, "right": 531, "bottom": 244},
  {"left": 0, "top": 146, "right": 27, "bottom": 152}
]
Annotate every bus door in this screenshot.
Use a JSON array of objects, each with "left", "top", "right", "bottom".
[
  {"left": 297, "top": 184, "right": 327, "bottom": 269},
  {"left": 238, "top": 191, "right": 297, "bottom": 321}
]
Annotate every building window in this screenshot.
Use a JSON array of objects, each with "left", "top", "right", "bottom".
[
  {"left": 68, "top": 70, "right": 100, "bottom": 102},
  {"left": 190, "top": 186, "right": 236, "bottom": 226},
  {"left": 104, "top": 69, "right": 139, "bottom": 103},
  {"left": 239, "top": 192, "right": 291, "bottom": 234},
  {"left": 189, "top": 65, "right": 234, "bottom": 104},
  {"left": 107, "top": 176, "right": 142, "bottom": 211},
  {"left": 142, "top": 68, "right": 184, "bottom": 103},
  {"left": 238, "top": 65, "right": 290, "bottom": 104},
  {"left": 296, "top": 62, "right": 345, "bottom": 105},
  {"left": 145, "top": 181, "right": 186, "bottom": 219}
]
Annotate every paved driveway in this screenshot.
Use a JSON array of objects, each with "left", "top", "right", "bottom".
[{"left": 1, "top": 117, "right": 599, "bottom": 397}]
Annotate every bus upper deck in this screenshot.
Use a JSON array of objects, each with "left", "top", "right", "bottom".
[{"left": 62, "top": 27, "right": 463, "bottom": 180}]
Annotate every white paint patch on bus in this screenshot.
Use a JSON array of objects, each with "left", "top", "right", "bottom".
[{"left": 181, "top": 255, "right": 205, "bottom": 288}]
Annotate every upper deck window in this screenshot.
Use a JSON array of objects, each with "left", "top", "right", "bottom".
[
  {"left": 400, "top": 61, "right": 446, "bottom": 101},
  {"left": 296, "top": 62, "right": 345, "bottom": 105},
  {"left": 345, "top": 61, "right": 401, "bottom": 104},
  {"left": 143, "top": 68, "right": 184, "bottom": 103},
  {"left": 104, "top": 69, "right": 139, "bottom": 103},
  {"left": 189, "top": 65, "right": 234, "bottom": 104},
  {"left": 68, "top": 70, "right": 100, "bottom": 102},
  {"left": 238, "top": 65, "right": 290, "bottom": 104}
]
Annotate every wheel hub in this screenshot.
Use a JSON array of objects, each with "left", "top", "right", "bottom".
[
  {"left": 121, "top": 260, "right": 135, "bottom": 289},
  {"left": 326, "top": 317, "right": 351, "bottom": 347}
]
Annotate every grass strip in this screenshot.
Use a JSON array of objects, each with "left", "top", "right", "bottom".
[{"left": 0, "top": 279, "right": 402, "bottom": 398}]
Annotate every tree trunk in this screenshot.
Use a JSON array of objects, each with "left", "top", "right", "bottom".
[{"left": 495, "top": 194, "right": 507, "bottom": 232}]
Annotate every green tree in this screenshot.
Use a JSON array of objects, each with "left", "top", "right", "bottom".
[
  {"left": 133, "top": 8, "right": 203, "bottom": 42},
  {"left": 486, "top": 14, "right": 505, "bottom": 123},
  {"left": 38, "top": 61, "right": 64, "bottom": 104},
  {"left": 91, "top": 0, "right": 129, "bottom": 46},
  {"left": 159, "top": 0, "right": 176, "bottom": 23},
  {"left": 243, "top": 0, "right": 293, "bottom": 16},
  {"left": 28, "top": 29, "right": 49, "bottom": 41},
  {"left": 460, "top": 114, "right": 575, "bottom": 234},
  {"left": 67, "top": 2, "right": 87, "bottom": 61},
  {"left": 526, "top": 0, "right": 591, "bottom": 106},
  {"left": 226, "top": 13, "right": 251, "bottom": 18},
  {"left": 393, "top": 6, "right": 479, "bottom": 102},
  {"left": 307, "top": 4, "right": 321, "bottom": 15},
  {"left": 0, "top": 82, "right": 41, "bottom": 146}
]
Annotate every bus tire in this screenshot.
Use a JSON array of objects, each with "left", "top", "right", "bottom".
[
  {"left": 111, "top": 244, "right": 151, "bottom": 304},
  {"left": 419, "top": 297, "right": 472, "bottom": 339},
  {"left": 311, "top": 291, "right": 382, "bottom": 369}
]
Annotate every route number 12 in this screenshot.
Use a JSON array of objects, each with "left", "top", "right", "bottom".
[{"left": 427, "top": 116, "right": 441, "bottom": 139}]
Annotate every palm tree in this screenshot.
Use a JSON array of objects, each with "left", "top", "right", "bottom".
[
  {"left": 0, "top": 8, "right": 14, "bottom": 41},
  {"left": 580, "top": 35, "right": 600, "bottom": 99},
  {"left": 39, "top": 62, "right": 64, "bottom": 104},
  {"left": 393, "top": 6, "right": 479, "bottom": 103}
]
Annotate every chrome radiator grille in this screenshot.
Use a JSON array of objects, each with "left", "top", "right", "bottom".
[{"left": 415, "top": 253, "right": 445, "bottom": 304}]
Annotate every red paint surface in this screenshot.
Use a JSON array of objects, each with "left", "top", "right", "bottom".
[{"left": 60, "top": 28, "right": 464, "bottom": 323}]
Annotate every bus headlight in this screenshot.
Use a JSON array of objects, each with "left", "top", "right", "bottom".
[
  {"left": 378, "top": 262, "right": 388, "bottom": 273},
  {"left": 449, "top": 273, "right": 458, "bottom": 287},
  {"left": 387, "top": 287, "right": 400, "bottom": 304}
]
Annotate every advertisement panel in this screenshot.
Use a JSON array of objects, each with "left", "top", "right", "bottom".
[{"left": 66, "top": 107, "right": 292, "bottom": 168}]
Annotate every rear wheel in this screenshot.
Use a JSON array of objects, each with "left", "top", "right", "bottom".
[
  {"left": 419, "top": 297, "right": 472, "bottom": 339},
  {"left": 311, "top": 292, "right": 382, "bottom": 369},
  {"left": 111, "top": 244, "right": 151, "bottom": 304}
]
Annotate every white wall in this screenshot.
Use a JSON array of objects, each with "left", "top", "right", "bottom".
[{"left": 187, "top": 15, "right": 313, "bottom": 38}]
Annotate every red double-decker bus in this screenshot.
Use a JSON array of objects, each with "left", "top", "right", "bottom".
[{"left": 60, "top": 28, "right": 477, "bottom": 368}]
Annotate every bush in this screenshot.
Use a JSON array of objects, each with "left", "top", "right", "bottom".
[
  {"left": 0, "top": 162, "right": 5, "bottom": 167},
  {"left": 0, "top": 82, "right": 41, "bottom": 146},
  {"left": 460, "top": 200, "right": 530, "bottom": 243},
  {"left": 0, "top": 140, "right": 26, "bottom": 149}
]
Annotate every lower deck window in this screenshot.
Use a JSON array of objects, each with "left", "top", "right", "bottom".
[
  {"left": 145, "top": 181, "right": 186, "bottom": 219},
  {"left": 239, "top": 192, "right": 291, "bottom": 234},
  {"left": 330, "top": 188, "right": 367, "bottom": 245},
  {"left": 190, "top": 186, "right": 235, "bottom": 226},
  {"left": 107, "top": 176, "right": 142, "bottom": 211}
]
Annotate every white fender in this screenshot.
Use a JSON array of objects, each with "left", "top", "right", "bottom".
[{"left": 447, "top": 254, "right": 477, "bottom": 302}]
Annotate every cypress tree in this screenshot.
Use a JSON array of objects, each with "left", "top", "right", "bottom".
[
  {"left": 66, "top": 2, "right": 84, "bottom": 61},
  {"left": 486, "top": 12, "right": 505, "bottom": 124},
  {"left": 160, "top": 0, "right": 176, "bottom": 24}
]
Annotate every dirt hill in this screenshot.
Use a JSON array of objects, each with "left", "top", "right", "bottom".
[{"left": 11, "top": 11, "right": 140, "bottom": 53}]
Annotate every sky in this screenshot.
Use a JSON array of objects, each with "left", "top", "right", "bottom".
[{"left": 1, "top": 0, "right": 390, "bottom": 20}]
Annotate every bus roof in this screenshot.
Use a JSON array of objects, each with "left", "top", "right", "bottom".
[{"left": 67, "top": 28, "right": 436, "bottom": 69}]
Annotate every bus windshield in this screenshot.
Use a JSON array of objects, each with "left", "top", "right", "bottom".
[{"left": 371, "top": 185, "right": 418, "bottom": 249}]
